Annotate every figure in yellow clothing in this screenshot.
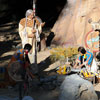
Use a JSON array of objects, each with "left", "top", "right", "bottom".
[{"left": 19, "top": 9, "right": 45, "bottom": 65}]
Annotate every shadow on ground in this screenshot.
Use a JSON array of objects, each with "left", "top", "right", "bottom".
[
  {"left": 95, "top": 91, "right": 100, "bottom": 99},
  {"left": 38, "top": 56, "right": 54, "bottom": 74},
  {"left": 0, "top": 22, "right": 20, "bottom": 57}
]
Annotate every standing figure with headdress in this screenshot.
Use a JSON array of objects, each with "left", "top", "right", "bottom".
[{"left": 19, "top": 9, "right": 45, "bottom": 73}]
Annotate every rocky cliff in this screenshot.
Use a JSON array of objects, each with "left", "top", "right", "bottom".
[{"left": 52, "top": 0, "right": 100, "bottom": 52}]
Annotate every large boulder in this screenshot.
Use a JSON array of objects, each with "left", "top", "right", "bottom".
[
  {"left": 59, "top": 74, "right": 98, "bottom": 100},
  {"left": 52, "top": 0, "right": 100, "bottom": 52}
]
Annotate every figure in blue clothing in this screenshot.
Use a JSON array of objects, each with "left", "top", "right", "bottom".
[{"left": 73, "top": 46, "right": 93, "bottom": 70}]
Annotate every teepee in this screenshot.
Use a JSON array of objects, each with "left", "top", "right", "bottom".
[{"left": 52, "top": 0, "right": 100, "bottom": 52}]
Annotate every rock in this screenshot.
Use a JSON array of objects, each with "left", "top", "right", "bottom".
[
  {"left": 57, "top": 75, "right": 66, "bottom": 86},
  {"left": 22, "top": 96, "right": 34, "bottom": 100},
  {"left": 40, "top": 75, "right": 57, "bottom": 83},
  {"left": 0, "top": 96, "right": 11, "bottom": 100},
  {"left": 59, "top": 74, "right": 98, "bottom": 100},
  {"left": 30, "top": 64, "right": 38, "bottom": 74},
  {"left": 52, "top": 0, "right": 100, "bottom": 51},
  {"left": 0, "top": 96, "right": 20, "bottom": 100}
]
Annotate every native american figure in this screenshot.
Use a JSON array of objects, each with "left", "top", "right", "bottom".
[{"left": 19, "top": 9, "right": 45, "bottom": 64}]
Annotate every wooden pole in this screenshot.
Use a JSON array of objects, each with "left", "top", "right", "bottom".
[{"left": 33, "top": 0, "right": 38, "bottom": 69}]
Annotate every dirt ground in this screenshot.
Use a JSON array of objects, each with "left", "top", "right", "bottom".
[{"left": 0, "top": 22, "right": 100, "bottom": 100}]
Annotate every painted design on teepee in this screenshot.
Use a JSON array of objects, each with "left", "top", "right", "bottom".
[
  {"left": 85, "top": 30, "right": 99, "bottom": 52},
  {"left": 85, "top": 19, "right": 100, "bottom": 52}
]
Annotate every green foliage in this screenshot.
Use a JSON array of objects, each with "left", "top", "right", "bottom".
[{"left": 50, "top": 46, "right": 78, "bottom": 62}]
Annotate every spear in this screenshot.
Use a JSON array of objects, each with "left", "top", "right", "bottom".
[
  {"left": 32, "top": 0, "right": 38, "bottom": 68},
  {"left": 33, "top": 0, "right": 37, "bottom": 17}
]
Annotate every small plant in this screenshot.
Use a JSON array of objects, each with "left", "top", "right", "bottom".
[{"left": 50, "top": 46, "right": 78, "bottom": 63}]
